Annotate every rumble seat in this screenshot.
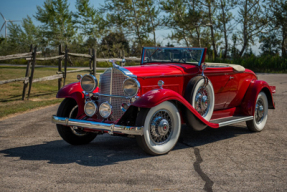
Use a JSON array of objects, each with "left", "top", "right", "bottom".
[{"left": 206, "top": 63, "right": 245, "bottom": 72}]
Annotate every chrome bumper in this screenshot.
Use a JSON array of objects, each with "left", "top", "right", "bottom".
[{"left": 52, "top": 115, "right": 143, "bottom": 135}]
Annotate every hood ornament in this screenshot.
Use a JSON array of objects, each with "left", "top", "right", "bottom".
[{"left": 109, "top": 60, "right": 120, "bottom": 68}]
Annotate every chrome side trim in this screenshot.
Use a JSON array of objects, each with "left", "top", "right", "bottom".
[
  {"left": 210, "top": 116, "right": 254, "bottom": 127},
  {"left": 52, "top": 115, "right": 143, "bottom": 135}
]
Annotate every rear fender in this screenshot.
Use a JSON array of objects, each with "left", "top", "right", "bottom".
[
  {"left": 131, "top": 89, "right": 219, "bottom": 128},
  {"left": 56, "top": 82, "right": 99, "bottom": 117},
  {"left": 241, "top": 80, "right": 275, "bottom": 116}
]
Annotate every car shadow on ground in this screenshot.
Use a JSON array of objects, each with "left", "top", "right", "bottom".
[{"left": 0, "top": 125, "right": 251, "bottom": 167}]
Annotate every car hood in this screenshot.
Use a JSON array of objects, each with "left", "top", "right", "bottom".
[{"left": 124, "top": 64, "right": 185, "bottom": 78}]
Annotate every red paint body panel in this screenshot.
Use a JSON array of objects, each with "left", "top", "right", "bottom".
[
  {"left": 56, "top": 82, "right": 99, "bottom": 117},
  {"left": 131, "top": 88, "right": 219, "bottom": 128},
  {"left": 211, "top": 107, "right": 238, "bottom": 120},
  {"left": 241, "top": 80, "right": 275, "bottom": 116},
  {"left": 55, "top": 49, "right": 275, "bottom": 129}
]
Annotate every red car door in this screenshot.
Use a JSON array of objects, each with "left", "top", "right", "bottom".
[{"left": 205, "top": 67, "right": 236, "bottom": 110}]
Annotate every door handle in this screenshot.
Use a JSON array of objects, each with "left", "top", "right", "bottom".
[{"left": 229, "top": 76, "right": 234, "bottom": 80}]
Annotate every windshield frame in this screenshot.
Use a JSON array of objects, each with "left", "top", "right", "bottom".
[{"left": 140, "top": 47, "right": 206, "bottom": 66}]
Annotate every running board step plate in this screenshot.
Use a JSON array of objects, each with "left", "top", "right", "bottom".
[{"left": 210, "top": 116, "right": 253, "bottom": 127}]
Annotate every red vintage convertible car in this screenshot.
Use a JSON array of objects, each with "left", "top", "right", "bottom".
[{"left": 52, "top": 47, "right": 276, "bottom": 155}]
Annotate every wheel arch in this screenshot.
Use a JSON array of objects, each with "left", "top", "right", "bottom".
[
  {"left": 241, "top": 80, "right": 275, "bottom": 116},
  {"left": 129, "top": 89, "right": 219, "bottom": 128},
  {"left": 261, "top": 87, "right": 275, "bottom": 109},
  {"left": 57, "top": 82, "right": 85, "bottom": 117}
]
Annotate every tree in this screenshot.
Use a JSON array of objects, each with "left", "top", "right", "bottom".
[
  {"left": 143, "top": 0, "right": 161, "bottom": 46},
  {"left": 100, "top": 32, "right": 130, "bottom": 57},
  {"left": 236, "top": 0, "right": 268, "bottom": 57},
  {"left": 103, "top": 0, "right": 150, "bottom": 48},
  {"left": 200, "top": 0, "right": 218, "bottom": 57},
  {"left": 34, "top": 0, "right": 75, "bottom": 46},
  {"left": 267, "top": 0, "right": 287, "bottom": 57},
  {"left": 259, "top": 32, "right": 281, "bottom": 55},
  {"left": 216, "top": 0, "right": 237, "bottom": 58},
  {"left": 160, "top": 0, "right": 201, "bottom": 46},
  {"left": 4, "top": 16, "right": 40, "bottom": 54},
  {"left": 74, "top": 0, "right": 107, "bottom": 42}
]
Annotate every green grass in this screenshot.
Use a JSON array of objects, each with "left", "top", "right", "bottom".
[{"left": 0, "top": 66, "right": 101, "bottom": 118}]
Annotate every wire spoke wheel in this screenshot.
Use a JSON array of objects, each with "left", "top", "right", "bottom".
[
  {"left": 194, "top": 86, "right": 211, "bottom": 117},
  {"left": 149, "top": 110, "right": 173, "bottom": 145},
  {"left": 246, "top": 92, "right": 268, "bottom": 132},
  {"left": 136, "top": 101, "right": 181, "bottom": 155},
  {"left": 69, "top": 105, "right": 87, "bottom": 136}
]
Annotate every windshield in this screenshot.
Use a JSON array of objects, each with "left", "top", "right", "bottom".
[{"left": 142, "top": 47, "right": 205, "bottom": 66}]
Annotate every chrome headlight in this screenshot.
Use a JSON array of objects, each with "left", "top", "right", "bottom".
[
  {"left": 80, "top": 74, "right": 98, "bottom": 92},
  {"left": 99, "top": 102, "right": 112, "bottom": 119},
  {"left": 123, "top": 78, "right": 140, "bottom": 97},
  {"left": 84, "top": 101, "right": 97, "bottom": 117}
]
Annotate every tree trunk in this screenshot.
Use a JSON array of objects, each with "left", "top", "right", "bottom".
[
  {"left": 221, "top": 3, "right": 228, "bottom": 58},
  {"left": 196, "top": 27, "right": 201, "bottom": 47},
  {"left": 147, "top": 3, "right": 156, "bottom": 46},
  {"left": 132, "top": 0, "right": 142, "bottom": 47},
  {"left": 208, "top": 2, "right": 217, "bottom": 58},
  {"left": 239, "top": 0, "right": 248, "bottom": 57},
  {"left": 282, "top": 27, "right": 286, "bottom": 58}
]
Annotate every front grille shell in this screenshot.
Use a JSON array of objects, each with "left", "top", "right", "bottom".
[{"left": 98, "top": 67, "right": 135, "bottom": 121}]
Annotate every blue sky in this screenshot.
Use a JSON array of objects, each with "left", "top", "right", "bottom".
[
  {"left": 0, "top": 0, "right": 170, "bottom": 45},
  {"left": 0, "top": 0, "right": 259, "bottom": 53},
  {"left": 0, "top": 0, "right": 105, "bottom": 28}
]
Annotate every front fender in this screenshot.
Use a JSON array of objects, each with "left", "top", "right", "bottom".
[
  {"left": 241, "top": 80, "right": 275, "bottom": 116},
  {"left": 56, "top": 82, "right": 99, "bottom": 117},
  {"left": 132, "top": 89, "right": 219, "bottom": 128}
]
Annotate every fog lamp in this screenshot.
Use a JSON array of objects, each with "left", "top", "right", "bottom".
[
  {"left": 99, "top": 102, "right": 112, "bottom": 119},
  {"left": 84, "top": 101, "right": 97, "bottom": 117}
]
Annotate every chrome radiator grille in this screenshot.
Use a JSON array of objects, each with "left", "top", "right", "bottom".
[{"left": 98, "top": 68, "right": 130, "bottom": 121}]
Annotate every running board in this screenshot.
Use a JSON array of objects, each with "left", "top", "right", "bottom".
[{"left": 210, "top": 116, "right": 253, "bottom": 127}]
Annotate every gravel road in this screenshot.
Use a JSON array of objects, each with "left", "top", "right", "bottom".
[{"left": 0, "top": 74, "right": 286, "bottom": 192}]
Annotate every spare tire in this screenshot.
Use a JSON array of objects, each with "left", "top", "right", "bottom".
[{"left": 184, "top": 76, "right": 215, "bottom": 131}]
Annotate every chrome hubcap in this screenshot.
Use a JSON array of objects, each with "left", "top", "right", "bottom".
[
  {"left": 69, "top": 105, "right": 86, "bottom": 136},
  {"left": 255, "top": 98, "right": 265, "bottom": 124},
  {"left": 195, "top": 86, "right": 210, "bottom": 117},
  {"left": 150, "top": 110, "right": 173, "bottom": 144}
]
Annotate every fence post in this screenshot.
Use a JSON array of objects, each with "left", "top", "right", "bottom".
[
  {"left": 58, "top": 44, "right": 62, "bottom": 90},
  {"left": 63, "top": 45, "right": 68, "bottom": 85},
  {"left": 89, "top": 48, "right": 92, "bottom": 75},
  {"left": 21, "top": 44, "right": 33, "bottom": 100},
  {"left": 27, "top": 46, "right": 37, "bottom": 100},
  {"left": 92, "top": 48, "right": 96, "bottom": 76},
  {"left": 121, "top": 49, "right": 125, "bottom": 67}
]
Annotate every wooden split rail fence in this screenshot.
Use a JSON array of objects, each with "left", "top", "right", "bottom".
[{"left": 0, "top": 44, "right": 141, "bottom": 100}]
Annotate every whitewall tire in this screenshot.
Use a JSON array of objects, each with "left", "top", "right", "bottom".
[
  {"left": 184, "top": 76, "right": 215, "bottom": 131},
  {"left": 136, "top": 101, "right": 181, "bottom": 155},
  {"left": 246, "top": 92, "right": 268, "bottom": 132},
  {"left": 191, "top": 78, "right": 215, "bottom": 121}
]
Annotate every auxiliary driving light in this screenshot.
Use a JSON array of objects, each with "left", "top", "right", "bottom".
[
  {"left": 84, "top": 101, "right": 97, "bottom": 117},
  {"left": 99, "top": 102, "right": 112, "bottom": 119}
]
